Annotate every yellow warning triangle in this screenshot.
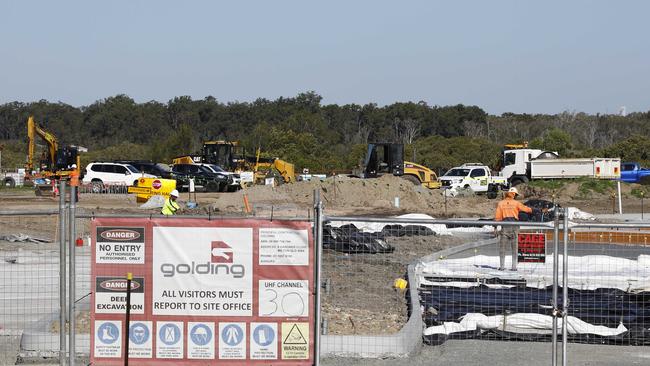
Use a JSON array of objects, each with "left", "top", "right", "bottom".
[{"left": 283, "top": 324, "right": 307, "bottom": 345}]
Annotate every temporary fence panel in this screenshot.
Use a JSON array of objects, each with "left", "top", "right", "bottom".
[
  {"left": 564, "top": 224, "right": 650, "bottom": 346},
  {"left": 88, "top": 217, "right": 314, "bottom": 365},
  {"left": 0, "top": 210, "right": 63, "bottom": 361}
]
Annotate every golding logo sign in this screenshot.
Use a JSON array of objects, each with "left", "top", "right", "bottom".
[
  {"left": 211, "top": 241, "right": 233, "bottom": 263},
  {"left": 100, "top": 229, "right": 141, "bottom": 241},
  {"left": 152, "top": 179, "right": 162, "bottom": 190}
]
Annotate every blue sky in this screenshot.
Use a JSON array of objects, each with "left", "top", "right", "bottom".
[{"left": 1, "top": 1, "right": 648, "bottom": 114}]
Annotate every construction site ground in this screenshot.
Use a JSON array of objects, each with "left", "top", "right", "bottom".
[{"left": 1, "top": 175, "right": 648, "bottom": 362}]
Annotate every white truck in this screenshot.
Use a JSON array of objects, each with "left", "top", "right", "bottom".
[
  {"left": 439, "top": 163, "right": 508, "bottom": 198},
  {"left": 500, "top": 148, "right": 621, "bottom": 186},
  {"left": 1, "top": 169, "right": 26, "bottom": 188}
]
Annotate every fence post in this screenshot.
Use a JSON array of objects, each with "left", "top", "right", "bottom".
[
  {"left": 562, "top": 209, "right": 570, "bottom": 366},
  {"left": 313, "top": 189, "right": 323, "bottom": 366},
  {"left": 68, "top": 185, "right": 77, "bottom": 366},
  {"left": 58, "top": 181, "right": 67, "bottom": 366},
  {"left": 551, "top": 206, "right": 559, "bottom": 366}
]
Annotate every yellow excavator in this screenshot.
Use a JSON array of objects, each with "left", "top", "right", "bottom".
[
  {"left": 25, "top": 115, "right": 81, "bottom": 183},
  {"left": 173, "top": 140, "right": 296, "bottom": 185},
  {"left": 359, "top": 143, "right": 441, "bottom": 189}
]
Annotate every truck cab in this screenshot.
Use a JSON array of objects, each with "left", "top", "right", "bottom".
[
  {"left": 500, "top": 148, "right": 558, "bottom": 185},
  {"left": 620, "top": 162, "right": 650, "bottom": 184}
]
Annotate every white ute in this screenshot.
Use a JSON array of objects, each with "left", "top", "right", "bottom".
[{"left": 439, "top": 163, "right": 507, "bottom": 198}]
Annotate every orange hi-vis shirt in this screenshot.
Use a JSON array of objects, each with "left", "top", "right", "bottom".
[
  {"left": 495, "top": 197, "right": 532, "bottom": 221},
  {"left": 70, "top": 170, "right": 80, "bottom": 187}
]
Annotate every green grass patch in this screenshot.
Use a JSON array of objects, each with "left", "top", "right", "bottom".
[
  {"left": 577, "top": 178, "right": 616, "bottom": 197},
  {"left": 631, "top": 187, "right": 650, "bottom": 199}
]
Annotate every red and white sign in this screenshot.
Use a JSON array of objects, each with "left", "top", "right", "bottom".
[
  {"left": 517, "top": 232, "right": 546, "bottom": 263},
  {"left": 90, "top": 218, "right": 314, "bottom": 365},
  {"left": 152, "top": 179, "right": 162, "bottom": 190}
]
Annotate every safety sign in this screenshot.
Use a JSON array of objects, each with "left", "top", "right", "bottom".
[
  {"left": 259, "top": 280, "right": 309, "bottom": 317},
  {"left": 250, "top": 323, "right": 278, "bottom": 360},
  {"left": 94, "top": 320, "right": 122, "bottom": 358},
  {"left": 95, "top": 276, "right": 145, "bottom": 314},
  {"left": 128, "top": 321, "right": 152, "bottom": 358},
  {"left": 96, "top": 226, "right": 145, "bottom": 264},
  {"left": 219, "top": 322, "right": 246, "bottom": 359},
  {"left": 187, "top": 322, "right": 215, "bottom": 359},
  {"left": 281, "top": 323, "right": 309, "bottom": 360},
  {"left": 156, "top": 321, "right": 184, "bottom": 359},
  {"left": 152, "top": 227, "right": 253, "bottom": 316},
  {"left": 90, "top": 218, "right": 314, "bottom": 365},
  {"left": 517, "top": 233, "right": 546, "bottom": 263},
  {"left": 259, "top": 228, "right": 309, "bottom": 266}
]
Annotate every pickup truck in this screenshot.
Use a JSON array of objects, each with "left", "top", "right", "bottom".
[
  {"left": 620, "top": 162, "right": 650, "bottom": 184},
  {"left": 439, "top": 163, "right": 508, "bottom": 198}
]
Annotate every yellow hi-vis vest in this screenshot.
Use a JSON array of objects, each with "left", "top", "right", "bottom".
[{"left": 161, "top": 198, "right": 180, "bottom": 215}]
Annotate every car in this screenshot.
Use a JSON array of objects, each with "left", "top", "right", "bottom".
[
  {"left": 439, "top": 163, "right": 507, "bottom": 198},
  {"left": 170, "top": 164, "right": 231, "bottom": 192},
  {"left": 82, "top": 162, "right": 156, "bottom": 192},
  {"left": 200, "top": 163, "right": 242, "bottom": 191},
  {"left": 114, "top": 160, "right": 173, "bottom": 179}
]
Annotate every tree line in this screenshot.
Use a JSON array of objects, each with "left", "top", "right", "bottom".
[{"left": 1, "top": 92, "right": 650, "bottom": 173}]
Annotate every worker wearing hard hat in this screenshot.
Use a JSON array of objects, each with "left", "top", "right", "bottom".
[
  {"left": 495, "top": 187, "right": 533, "bottom": 271},
  {"left": 161, "top": 190, "right": 180, "bottom": 216},
  {"left": 70, "top": 164, "right": 80, "bottom": 202}
]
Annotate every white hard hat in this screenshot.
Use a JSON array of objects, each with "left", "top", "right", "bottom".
[
  {"left": 170, "top": 189, "right": 179, "bottom": 197},
  {"left": 508, "top": 187, "right": 519, "bottom": 196},
  {"left": 71, "top": 164, "right": 77, "bottom": 169}
]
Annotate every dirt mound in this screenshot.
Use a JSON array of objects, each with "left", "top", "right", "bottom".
[{"left": 211, "top": 175, "right": 497, "bottom": 218}]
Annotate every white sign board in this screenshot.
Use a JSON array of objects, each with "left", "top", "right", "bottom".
[
  {"left": 219, "top": 322, "right": 246, "bottom": 359},
  {"left": 94, "top": 320, "right": 122, "bottom": 358},
  {"left": 128, "top": 321, "right": 153, "bottom": 359},
  {"left": 259, "top": 228, "right": 309, "bottom": 266},
  {"left": 250, "top": 322, "right": 278, "bottom": 360},
  {"left": 239, "top": 171, "right": 254, "bottom": 183},
  {"left": 95, "top": 277, "right": 145, "bottom": 314},
  {"left": 156, "top": 321, "right": 184, "bottom": 359},
  {"left": 187, "top": 322, "right": 215, "bottom": 359},
  {"left": 96, "top": 227, "right": 145, "bottom": 264},
  {"left": 152, "top": 227, "right": 253, "bottom": 316},
  {"left": 259, "top": 280, "right": 309, "bottom": 317}
]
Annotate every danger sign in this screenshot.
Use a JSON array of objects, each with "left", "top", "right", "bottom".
[
  {"left": 90, "top": 218, "right": 314, "bottom": 366},
  {"left": 517, "top": 232, "right": 546, "bottom": 263}
]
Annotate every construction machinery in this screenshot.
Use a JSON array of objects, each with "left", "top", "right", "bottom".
[
  {"left": 359, "top": 143, "right": 441, "bottom": 189},
  {"left": 25, "top": 116, "right": 81, "bottom": 180},
  {"left": 173, "top": 140, "right": 296, "bottom": 185}
]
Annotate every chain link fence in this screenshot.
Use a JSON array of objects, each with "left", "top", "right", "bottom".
[{"left": 3, "top": 191, "right": 650, "bottom": 365}]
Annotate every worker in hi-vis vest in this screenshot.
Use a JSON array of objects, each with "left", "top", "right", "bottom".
[
  {"left": 495, "top": 187, "right": 532, "bottom": 271},
  {"left": 161, "top": 189, "right": 180, "bottom": 215}
]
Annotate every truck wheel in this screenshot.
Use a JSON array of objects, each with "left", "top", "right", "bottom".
[
  {"left": 206, "top": 181, "right": 219, "bottom": 192},
  {"left": 510, "top": 177, "right": 528, "bottom": 187},
  {"left": 486, "top": 184, "right": 498, "bottom": 199},
  {"left": 401, "top": 175, "right": 421, "bottom": 185},
  {"left": 3, "top": 177, "right": 15, "bottom": 188}
]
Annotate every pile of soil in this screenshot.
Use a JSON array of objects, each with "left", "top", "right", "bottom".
[{"left": 211, "top": 175, "right": 498, "bottom": 218}]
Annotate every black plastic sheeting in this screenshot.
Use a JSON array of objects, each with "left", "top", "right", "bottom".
[
  {"left": 322, "top": 223, "right": 436, "bottom": 254},
  {"left": 420, "top": 285, "right": 650, "bottom": 345}
]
